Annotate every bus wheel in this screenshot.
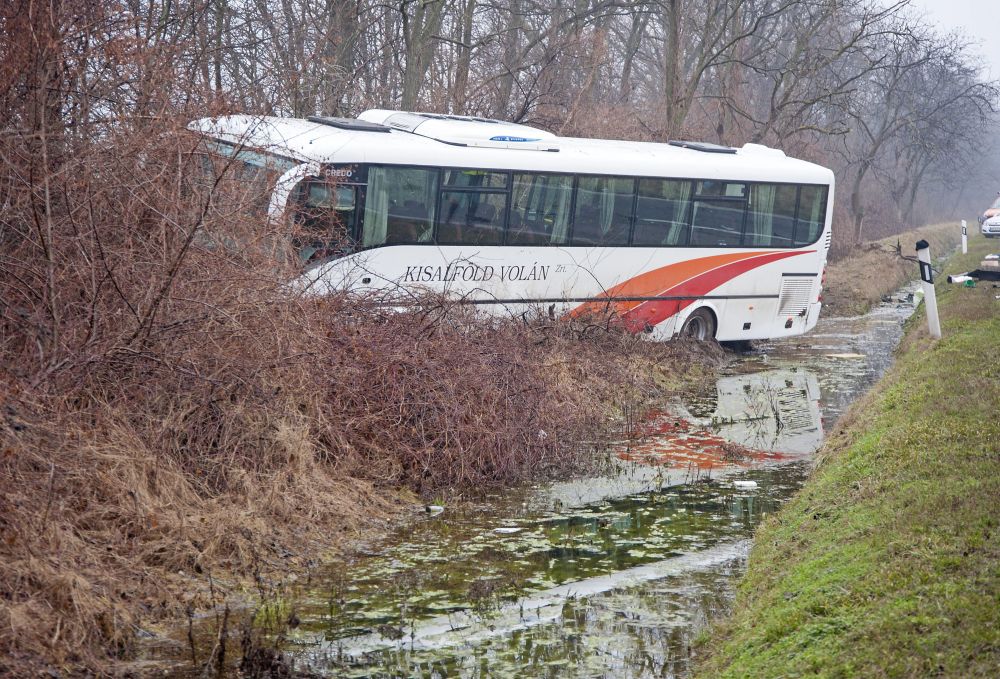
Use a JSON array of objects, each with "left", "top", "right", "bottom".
[{"left": 680, "top": 308, "right": 716, "bottom": 341}]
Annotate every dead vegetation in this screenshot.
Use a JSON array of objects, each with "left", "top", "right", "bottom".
[
  {"left": 0, "top": 7, "right": 718, "bottom": 664},
  {"left": 0, "top": 105, "right": 714, "bottom": 674}
]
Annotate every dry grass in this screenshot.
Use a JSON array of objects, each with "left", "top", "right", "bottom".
[
  {"left": 0, "top": 111, "right": 715, "bottom": 675},
  {"left": 822, "top": 222, "right": 962, "bottom": 316}
]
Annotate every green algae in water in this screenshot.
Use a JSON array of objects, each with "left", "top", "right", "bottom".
[{"left": 282, "top": 463, "right": 808, "bottom": 677}]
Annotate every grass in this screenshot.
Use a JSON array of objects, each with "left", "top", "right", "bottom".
[
  {"left": 695, "top": 233, "right": 1000, "bottom": 678},
  {"left": 823, "top": 222, "right": 961, "bottom": 316}
]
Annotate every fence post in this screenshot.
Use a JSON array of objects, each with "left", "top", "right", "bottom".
[
  {"left": 915, "top": 239, "right": 941, "bottom": 339},
  {"left": 961, "top": 220, "right": 968, "bottom": 254}
]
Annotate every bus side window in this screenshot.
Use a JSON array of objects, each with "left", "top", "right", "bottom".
[
  {"left": 437, "top": 191, "right": 506, "bottom": 245},
  {"left": 690, "top": 181, "right": 747, "bottom": 247},
  {"left": 571, "top": 176, "right": 634, "bottom": 246},
  {"left": 794, "top": 186, "right": 827, "bottom": 246},
  {"left": 191, "top": 152, "right": 216, "bottom": 189},
  {"left": 237, "top": 159, "right": 276, "bottom": 215},
  {"left": 509, "top": 173, "right": 572, "bottom": 245},
  {"left": 436, "top": 169, "right": 508, "bottom": 246},
  {"left": 745, "top": 184, "right": 797, "bottom": 247},
  {"left": 362, "top": 166, "right": 438, "bottom": 247},
  {"left": 634, "top": 179, "right": 692, "bottom": 246}
]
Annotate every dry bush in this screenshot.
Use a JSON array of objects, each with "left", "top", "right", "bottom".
[
  {"left": 0, "top": 117, "right": 365, "bottom": 671},
  {"left": 0, "top": 109, "right": 703, "bottom": 674},
  {"left": 0, "top": 6, "right": 714, "bottom": 671}
]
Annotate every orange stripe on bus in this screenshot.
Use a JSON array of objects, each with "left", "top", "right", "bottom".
[
  {"left": 621, "top": 250, "right": 808, "bottom": 330},
  {"left": 568, "top": 250, "right": 781, "bottom": 318}
]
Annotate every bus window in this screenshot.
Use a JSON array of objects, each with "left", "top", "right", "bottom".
[
  {"left": 745, "top": 184, "right": 797, "bottom": 247},
  {"left": 362, "top": 166, "right": 438, "bottom": 246},
  {"left": 690, "top": 181, "right": 746, "bottom": 247},
  {"left": 291, "top": 179, "right": 357, "bottom": 262},
  {"left": 571, "top": 176, "right": 634, "bottom": 246},
  {"left": 436, "top": 168, "right": 508, "bottom": 245},
  {"left": 211, "top": 155, "right": 277, "bottom": 216},
  {"left": 443, "top": 169, "right": 508, "bottom": 189},
  {"left": 633, "top": 179, "right": 692, "bottom": 246},
  {"left": 794, "top": 185, "right": 827, "bottom": 245},
  {"left": 697, "top": 180, "right": 747, "bottom": 198},
  {"left": 508, "top": 173, "right": 572, "bottom": 245},
  {"left": 437, "top": 190, "right": 506, "bottom": 245}
]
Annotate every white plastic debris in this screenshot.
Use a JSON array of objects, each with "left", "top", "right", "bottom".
[
  {"left": 425, "top": 505, "right": 445, "bottom": 516},
  {"left": 733, "top": 480, "right": 758, "bottom": 490},
  {"left": 494, "top": 527, "right": 522, "bottom": 534}
]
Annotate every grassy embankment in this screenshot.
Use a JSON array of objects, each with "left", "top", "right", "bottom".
[
  {"left": 822, "top": 222, "right": 961, "bottom": 316},
  {"left": 696, "top": 233, "right": 1000, "bottom": 676}
]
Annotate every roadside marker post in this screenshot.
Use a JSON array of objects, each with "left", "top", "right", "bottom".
[
  {"left": 961, "top": 220, "right": 968, "bottom": 254},
  {"left": 916, "top": 239, "right": 941, "bottom": 339}
]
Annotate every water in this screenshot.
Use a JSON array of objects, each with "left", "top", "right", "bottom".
[
  {"left": 291, "top": 465, "right": 805, "bottom": 678},
  {"left": 148, "top": 291, "right": 919, "bottom": 677}
]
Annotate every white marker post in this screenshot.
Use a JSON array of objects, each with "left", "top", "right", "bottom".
[
  {"left": 961, "top": 220, "right": 968, "bottom": 254},
  {"left": 916, "top": 239, "right": 941, "bottom": 339}
]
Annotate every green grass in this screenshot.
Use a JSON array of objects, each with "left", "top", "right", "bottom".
[{"left": 696, "top": 235, "right": 1000, "bottom": 678}]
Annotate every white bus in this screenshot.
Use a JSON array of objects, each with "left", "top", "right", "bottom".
[{"left": 188, "top": 110, "right": 834, "bottom": 341}]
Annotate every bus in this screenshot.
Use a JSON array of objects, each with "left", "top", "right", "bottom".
[{"left": 188, "top": 110, "right": 834, "bottom": 341}]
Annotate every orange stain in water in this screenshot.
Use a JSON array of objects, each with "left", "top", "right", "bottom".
[{"left": 618, "top": 410, "right": 791, "bottom": 469}]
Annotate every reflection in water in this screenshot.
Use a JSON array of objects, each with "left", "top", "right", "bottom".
[
  {"left": 627, "top": 369, "right": 823, "bottom": 471},
  {"left": 748, "top": 290, "right": 917, "bottom": 423},
  {"left": 283, "top": 297, "right": 916, "bottom": 677},
  {"left": 280, "top": 366, "right": 826, "bottom": 677}
]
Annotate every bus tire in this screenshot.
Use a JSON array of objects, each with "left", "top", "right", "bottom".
[{"left": 680, "top": 307, "right": 717, "bottom": 341}]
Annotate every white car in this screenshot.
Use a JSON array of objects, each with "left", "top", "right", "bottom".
[
  {"left": 982, "top": 214, "right": 1000, "bottom": 238},
  {"left": 979, "top": 194, "right": 1000, "bottom": 224}
]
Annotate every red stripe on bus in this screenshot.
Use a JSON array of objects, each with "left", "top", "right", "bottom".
[
  {"left": 620, "top": 250, "right": 809, "bottom": 331},
  {"left": 568, "top": 251, "right": 775, "bottom": 319}
]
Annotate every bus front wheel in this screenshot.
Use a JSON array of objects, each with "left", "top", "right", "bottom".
[{"left": 680, "top": 308, "right": 717, "bottom": 341}]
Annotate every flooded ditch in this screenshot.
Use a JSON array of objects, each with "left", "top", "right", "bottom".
[{"left": 148, "top": 289, "right": 920, "bottom": 677}]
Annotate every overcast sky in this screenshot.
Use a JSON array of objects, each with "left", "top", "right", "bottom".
[{"left": 908, "top": 0, "right": 1000, "bottom": 79}]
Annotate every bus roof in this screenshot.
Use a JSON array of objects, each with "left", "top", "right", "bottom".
[{"left": 187, "top": 112, "right": 834, "bottom": 185}]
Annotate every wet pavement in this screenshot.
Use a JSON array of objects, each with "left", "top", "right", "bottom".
[{"left": 150, "top": 290, "right": 920, "bottom": 678}]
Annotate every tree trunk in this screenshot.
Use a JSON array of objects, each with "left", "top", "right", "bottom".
[
  {"left": 496, "top": 0, "right": 523, "bottom": 113},
  {"left": 850, "top": 161, "right": 870, "bottom": 244},
  {"left": 619, "top": 10, "right": 647, "bottom": 103},
  {"left": 660, "top": 0, "right": 683, "bottom": 138},
  {"left": 319, "top": 0, "right": 359, "bottom": 115},
  {"left": 451, "top": 0, "right": 476, "bottom": 113},
  {"left": 401, "top": 0, "right": 446, "bottom": 110}
]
